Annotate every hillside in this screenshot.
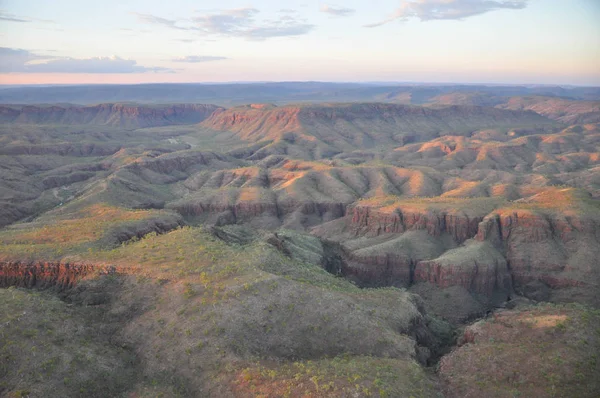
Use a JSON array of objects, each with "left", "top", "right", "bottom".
[
  {"left": 0, "top": 103, "right": 223, "bottom": 128},
  {"left": 0, "top": 97, "right": 599, "bottom": 397},
  {"left": 197, "top": 103, "right": 554, "bottom": 158},
  {"left": 497, "top": 96, "right": 600, "bottom": 124}
]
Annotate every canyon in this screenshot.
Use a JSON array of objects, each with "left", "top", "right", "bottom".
[{"left": 1, "top": 85, "right": 599, "bottom": 397}]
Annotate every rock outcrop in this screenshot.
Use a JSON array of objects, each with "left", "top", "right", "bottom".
[
  {"left": 350, "top": 205, "right": 483, "bottom": 244},
  {"left": 312, "top": 194, "right": 599, "bottom": 306},
  {"left": 0, "top": 261, "right": 117, "bottom": 290},
  {"left": 199, "top": 103, "right": 553, "bottom": 155},
  {"left": 414, "top": 241, "right": 512, "bottom": 297},
  {"left": 475, "top": 208, "right": 600, "bottom": 303}
]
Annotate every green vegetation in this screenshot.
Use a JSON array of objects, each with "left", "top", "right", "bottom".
[
  {"left": 0, "top": 287, "right": 140, "bottom": 397},
  {"left": 233, "top": 355, "right": 441, "bottom": 397},
  {"left": 440, "top": 303, "right": 600, "bottom": 398},
  {"left": 0, "top": 99, "right": 599, "bottom": 397}
]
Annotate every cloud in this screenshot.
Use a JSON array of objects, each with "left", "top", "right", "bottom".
[
  {"left": 0, "top": 9, "right": 56, "bottom": 23},
  {"left": 365, "top": 0, "right": 529, "bottom": 27},
  {"left": 133, "top": 8, "right": 314, "bottom": 40},
  {"left": 133, "top": 12, "right": 189, "bottom": 30},
  {"left": 192, "top": 7, "right": 258, "bottom": 35},
  {"left": 26, "top": 56, "right": 172, "bottom": 73},
  {"left": 244, "top": 24, "right": 314, "bottom": 39},
  {"left": 172, "top": 55, "right": 228, "bottom": 62},
  {"left": 132, "top": 8, "right": 315, "bottom": 40},
  {"left": 320, "top": 5, "right": 355, "bottom": 17},
  {"left": 0, "top": 48, "right": 172, "bottom": 73},
  {"left": 0, "top": 48, "right": 44, "bottom": 72},
  {"left": 0, "top": 10, "right": 30, "bottom": 22}
]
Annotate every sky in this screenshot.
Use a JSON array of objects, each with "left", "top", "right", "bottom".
[{"left": 0, "top": 0, "right": 599, "bottom": 85}]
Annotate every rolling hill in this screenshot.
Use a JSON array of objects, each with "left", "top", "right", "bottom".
[{"left": 0, "top": 95, "right": 599, "bottom": 397}]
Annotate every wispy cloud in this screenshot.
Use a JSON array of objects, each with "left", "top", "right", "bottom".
[
  {"left": 0, "top": 48, "right": 45, "bottom": 72},
  {"left": 320, "top": 5, "right": 355, "bottom": 17},
  {"left": 193, "top": 7, "right": 314, "bottom": 39},
  {"left": 191, "top": 7, "right": 257, "bottom": 35},
  {"left": 0, "top": 10, "right": 29, "bottom": 22},
  {"left": 243, "top": 24, "right": 314, "bottom": 39},
  {"left": 132, "top": 12, "right": 189, "bottom": 30},
  {"left": 0, "top": 48, "right": 172, "bottom": 73},
  {"left": 172, "top": 55, "right": 228, "bottom": 62},
  {"left": 0, "top": 9, "right": 56, "bottom": 23},
  {"left": 134, "top": 8, "right": 314, "bottom": 40},
  {"left": 365, "top": 0, "right": 529, "bottom": 27}
]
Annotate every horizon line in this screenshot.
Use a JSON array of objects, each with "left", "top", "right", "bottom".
[{"left": 1, "top": 80, "right": 599, "bottom": 88}]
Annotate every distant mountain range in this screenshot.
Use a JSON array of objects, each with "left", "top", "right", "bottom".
[
  {"left": 1, "top": 82, "right": 599, "bottom": 105},
  {"left": 0, "top": 103, "right": 220, "bottom": 128}
]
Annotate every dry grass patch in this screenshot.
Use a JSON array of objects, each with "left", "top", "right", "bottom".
[
  {"left": 440, "top": 303, "right": 600, "bottom": 398},
  {"left": 357, "top": 195, "right": 504, "bottom": 217},
  {"left": 0, "top": 204, "right": 181, "bottom": 260},
  {"left": 520, "top": 314, "right": 569, "bottom": 329},
  {"left": 231, "top": 356, "right": 440, "bottom": 398},
  {"left": 4, "top": 204, "right": 156, "bottom": 245},
  {"left": 0, "top": 287, "right": 142, "bottom": 397}
]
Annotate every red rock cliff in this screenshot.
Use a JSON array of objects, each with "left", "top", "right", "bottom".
[{"left": 0, "top": 261, "right": 117, "bottom": 290}]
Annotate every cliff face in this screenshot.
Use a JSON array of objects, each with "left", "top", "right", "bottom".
[
  {"left": 342, "top": 254, "right": 415, "bottom": 288},
  {"left": 413, "top": 242, "right": 512, "bottom": 297},
  {"left": 334, "top": 205, "right": 485, "bottom": 289},
  {"left": 313, "top": 200, "right": 599, "bottom": 304},
  {"left": 0, "top": 104, "right": 223, "bottom": 128},
  {"left": 200, "top": 105, "right": 302, "bottom": 140},
  {"left": 200, "top": 103, "right": 553, "bottom": 148},
  {"left": 350, "top": 205, "right": 482, "bottom": 244},
  {"left": 0, "top": 261, "right": 116, "bottom": 290},
  {"left": 475, "top": 210, "right": 599, "bottom": 299}
]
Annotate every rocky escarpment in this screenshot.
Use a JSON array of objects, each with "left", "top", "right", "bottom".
[
  {"left": 0, "top": 103, "right": 223, "bottom": 128},
  {"left": 350, "top": 205, "right": 483, "bottom": 244},
  {"left": 312, "top": 196, "right": 600, "bottom": 306},
  {"left": 200, "top": 103, "right": 553, "bottom": 153},
  {"left": 0, "top": 261, "right": 117, "bottom": 290},
  {"left": 475, "top": 209, "right": 600, "bottom": 303},
  {"left": 312, "top": 203, "right": 490, "bottom": 289},
  {"left": 413, "top": 241, "right": 512, "bottom": 297}
]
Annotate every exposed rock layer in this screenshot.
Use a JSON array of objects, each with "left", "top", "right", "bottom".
[
  {"left": 0, "top": 261, "right": 117, "bottom": 290},
  {"left": 312, "top": 200, "right": 599, "bottom": 305}
]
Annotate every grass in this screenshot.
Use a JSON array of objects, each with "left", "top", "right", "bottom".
[
  {"left": 0, "top": 287, "right": 140, "bottom": 397},
  {"left": 440, "top": 303, "right": 600, "bottom": 398},
  {"left": 0, "top": 109, "right": 597, "bottom": 397},
  {"left": 231, "top": 355, "right": 441, "bottom": 397},
  {"left": 0, "top": 204, "right": 181, "bottom": 260},
  {"left": 356, "top": 195, "right": 506, "bottom": 217},
  {"left": 502, "top": 187, "right": 600, "bottom": 216},
  {"left": 1, "top": 211, "right": 446, "bottom": 396}
]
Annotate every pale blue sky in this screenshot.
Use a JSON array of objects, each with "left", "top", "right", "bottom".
[{"left": 0, "top": 0, "right": 599, "bottom": 85}]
